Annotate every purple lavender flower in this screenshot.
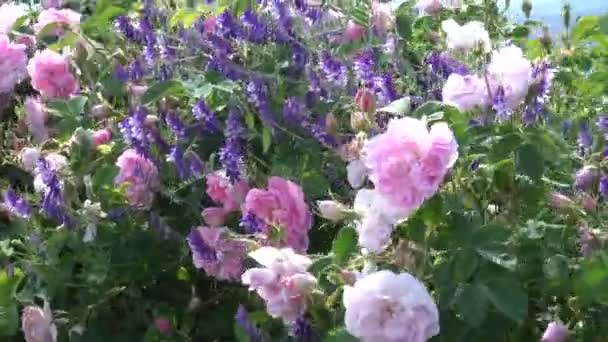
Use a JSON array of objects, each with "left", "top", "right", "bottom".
[
  {"left": 541, "top": 321, "right": 569, "bottom": 342},
  {"left": 114, "top": 15, "right": 141, "bottom": 43},
  {"left": 207, "top": 35, "right": 233, "bottom": 57},
  {"left": 35, "top": 159, "right": 69, "bottom": 225},
  {"left": 168, "top": 146, "right": 188, "bottom": 179},
  {"left": 241, "top": 7, "right": 267, "bottom": 43},
  {"left": 290, "top": 43, "right": 307, "bottom": 72},
  {"left": 492, "top": 86, "right": 511, "bottom": 121},
  {"left": 216, "top": 10, "right": 240, "bottom": 39},
  {"left": 373, "top": 73, "right": 398, "bottom": 106},
  {"left": 319, "top": 52, "right": 348, "bottom": 88},
  {"left": 128, "top": 59, "right": 146, "bottom": 81},
  {"left": 269, "top": 0, "right": 294, "bottom": 41},
  {"left": 599, "top": 176, "right": 608, "bottom": 200},
  {"left": 524, "top": 61, "right": 554, "bottom": 124},
  {"left": 562, "top": 120, "right": 572, "bottom": 137},
  {"left": 163, "top": 111, "right": 186, "bottom": 139},
  {"left": 235, "top": 305, "right": 263, "bottom": 342},
  {"left": 219, "top": 109, "right": 244, "bottom": 183},
  {"left": 597, "top": 115, "right": 608, "bottom": 131},
  {"left": 184, "top": 151, "right": 204, "bottom": 177},
  {"left": 192, "top": 99, "right": 219, "bottom": 134},
  {"left": 157, "top": 64, "right": 172, "bottom": 81},
  {"left": 158, "top": 35, "right": 176, "bottom": 61},
  {"left": 302, "top": 120, "right": 337, "bottom": 147},
  {"left": 114, "top": 63, "right": 129, "bottom": 82},
  {"left": 425, "top": 52, "right": 469, "bottom": 79},
  {"left": 283, "top": 97, "right": 307, "bottom": 125},
  {"left": 288, "top": 317, "right": 313, "bottom": 342},
  {"left": 2, "top": 187, "right": 30, "bottom": 219},
  {"left": 574, "top": 166, "right": 597, "bottom": 191},
  {"left": 119, "top": 107, "right": 154, "bottom": 155},
  {"left": 577, "top": 121, "right": 592, "bottom": 149},
  {"left": 353, "top": 50, "right": 375, "bottom": 87},
  {"left": 186, "top": 228, "right": 217, "bottom": 262},
  {"left": 246, "top": 78, "right": 276, "bottom": 128},
  {"left": 239, "top": 211, "right": 264, "bottom": 234}
]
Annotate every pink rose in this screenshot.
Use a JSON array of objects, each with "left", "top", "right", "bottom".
[
  {"left": 371, "top": 1, "right": 394, "bottom": 33},
  {"left": 201, "top": 207, "right": 226, "bottom": 227},
  {"left": 363, "top": 117, "right": 458, "bottom": 215},
  {"left": 0, "top": 34, "right": 27, "bottom": 94},
  {"left": 21, "top": 303, "right": 57, "bottom": 342},
  {"left": 542, "top": 321, "right": 569, "bottom": 342},
  {"left": 206, "top": 171, "right": 250, "bottom": 212},
  {"left": 42, "top": 0, "right": 65, "bottom": 9},
  {"left": 154, "top": 318, "right": 171, "bottom": 334},
  {"left": 24, "top": 96, "right": 49, "bottom": 144},
  {"left": 244, "top": 177, "right": 312, "bottom": 252},
  {"left": 27, "top": 49, "right": 78, "bottom": 99},
  {"left": 416, "top": 0, "right": 443, "bottom": 15},
  {"left": 342, "top": 20, "right": 365, "bottom": 43},
  {"left": 487, "top": 45, "right": 533, "bottom": 109},
  {"left": 187, "top": 226, "right": 246, "bottom": 281},
  {"left": 92, "top": 129, "right": 112, "bottom": 149},
  {"left": 34, "top": 8, "right": 80, "bottom": 35},
  {"left": 442, "top": 73, "right": 490, "bottom": 112},
  {"left": 241, "top": 247, "right": 316, "bottom": 323},
  {"left": 114, "top": 149, "right": 160, "bottom": 209},
  {"left": 0, "top": 3, "right": 27, "bottom": 34}
]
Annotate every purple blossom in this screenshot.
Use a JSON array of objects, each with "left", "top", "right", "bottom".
[
  {"left": 219, "top": 109, "right": 244, "bottom": 183},
  {"left": 163, "top": 111, "right": 187, "bottom": 139},
  {"left": 562, "top": 120, "right": 572, "bottom": 137},
  {"left": 492, "top": 86, "right": 511, "bottom": 121},
  {"left": 118, "top": 107, "right": 155, "bottom": 155},
  {"left": 353, "top": 50, "right": 375, "bottom": 87},
  {"left": 184, "top": 151, "right": 204, "bottom": 177},
  {"left": 283, "top": 97, "right": 307, "bottom": 125},
  {"left": 302, "top": 120, "right": 336, "bottom": 147},
  {"left": 597, "top": 115, "right": 608, "bottom": 132},
  {"left": 580, "top": 226, "right": 599, "bottom": 258},
  {"left": 425, "top": 52, "right": 469, "bottom": 79},
  {"left": 207, "top": 35, "right": 233, "bottom": 57},
  {"left": 239, "top": 211, "right": 264, "bottom": 234},
  {"left": 158, "top": 35, "right": 176, "bottom": 61},
  {"left": 2, "top": 187, "right": 30, "bottom": 219},
  {"left": 216, "top": 10, "right": 240, "bottom": 39},
  {"left": 288, "top": 317, "right": 313, "bottom": 342},
  {"left": 235, "top": 305, "right": 263, "bottom": 342},
  {"left": 290, "top": 43, "right": 307, "bottom": 72},
  {"left": 128, "top": 59, "right": 146, "bottom": 81},
  {"left": 319, "top": 52, "right": 348, "bottom": 88},
  {"left": 600, "top": 176, "right": 608, "bottom": 200},
  {"left": 373, "top": 73, "right": 398, "bottom": 105},
  {"left": 241, "top": 7, "right": 267, "bottom": 43},
  {"left": 574, "top": 166, "right": 597, "bottom": 191},
  {"left": 246, "top": 78, "right": 276, "bottom": 128},
  {"left": 186, "top": 228, "right": 217, "bottom": 262},
  {"left": 541, "top": 321, "right": 569, "bottom": 342},
  {"left": 167, "top": 146, "right": 188, "bottom": 179},
  {"left": 114, "top": 63, "right": 129, "bottom": 82},
  {"left": 192, "top": 99, "right": 219, "bottom": 134},
  {"left": 114, "top": 15, "right": 141, "bottom": 43},
  {"left": 157, "top": 64, "right": 172, "bottom": 81},
  {"left": 577, "top": 121, "right": 592, "bottom": 149},
  {"left": 35, "top": 159, "right": 69, "bottom": 226}
]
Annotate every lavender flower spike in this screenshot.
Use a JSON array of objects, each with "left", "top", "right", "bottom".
[
  {"left": 235, "top": 305, "right": 263, "bottom": 342},
  {"left": 2, "top": 187, "right": 30, "bottom": 219},
  {"left": 219, "top": 108, "right": 245, "bottom": 183}
]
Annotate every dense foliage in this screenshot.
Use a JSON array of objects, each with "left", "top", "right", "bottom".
[{"left": 1, "top": 0, "right": 608, "bottom": 341}]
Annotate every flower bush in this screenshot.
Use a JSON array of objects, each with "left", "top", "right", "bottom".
[{"left": 0, "top": 0, "right": 608, "bottom": 341}]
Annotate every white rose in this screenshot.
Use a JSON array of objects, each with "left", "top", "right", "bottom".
[{"left": 441, "top": 19, "right": 491, "bottom": 53}]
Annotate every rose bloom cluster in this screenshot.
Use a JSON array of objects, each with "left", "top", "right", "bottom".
[{"left": 114, "top": 149, "right": 160, "bottom": 209}]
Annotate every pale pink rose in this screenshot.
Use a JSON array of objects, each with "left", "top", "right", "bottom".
[
  {"left": 21, "top": 303, "right": 57, "bottom": 342},
  {"left": 154, "top": 318, "right": 171, "bottom": 334},
  {"left": 442, "top": 73, "right": 490, "bottom": 112},
  {"left": 550, "top": 192, "right": 574, "bottom": 210},
  {"left": 0, "top": 34, "right": 27, "bottom": 94},
  {"left": 244, "top": 177, "right": 312, "bottom": 252},
  {"left": 241, "top": 247, "right": 316, "bottom": 323},
  {"left": 187, "top": 226, "right": 246, "bottom": 281},
  {"left": 0, "top": 3, "right": 28, "bottom": 34},
  {"left": 347, "top": 159, "right": 368, "bottom": 189},
  {"left": 416, "top": 0, "right": 443, "bottom": 15},
  {"left": 343, "top": 270, "right": 439, "bottom": 342},
  {"left": 91, "top": 129, "right": 112, "bottom": 149},
  {"left": 341, "top": 20, "right": 365, "bottom": 43},
  {"left": 15, "top": 35, "right": 36, "bottom": 48},
  {"left": 317, "top": 200, "right": 347, "bottom": 222},
  {"left": 487, "top": 45, "right": 533, "bottom": 109},
  {"left": 24, "top": 97, "right": 49, "bottom": 144},
  {"left": 371, "top": 1, "right": 394, "bottom": 34},
  {"left": 114, "top": 149, "right": 160, "bottom": 209},
  {"left": 34, "top": 8, "right": 80, "bottom": 35},
  {"left": 442, "top": 19, "right": 491, "bottom": 52},
  {"left": 363, "top": 117, "right": 458, "bottom": 215},
  {"left": 27, "top": 49, "right": 78, "bottom": 99},
  {"left": 206, "top": 171, "right": 250, "bottom": 212},
  {"left": 201, "top": 207, "right": 226, "bottom": 227}
]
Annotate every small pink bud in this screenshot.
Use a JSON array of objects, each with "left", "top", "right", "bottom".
[
  {"left": 317, "top": 200, "right": 347, "bottom": 222},
  {"left": 15, "top": 36, "right": 36, "bottom": 48},
  {"left": 580, "top": 193, "right": 596, "bottom": 211},
  {"left": 202, "top": 207, "right": 226, "bottom": 227},
  {"left": 154, "top": 318, "right": 172, "bottom": 334},
  {"left": 92, "top": 129, "right": 112, "bottom": 149},
  {"left": 551, "top": 193, "right": 574, "bottom": 210},
  {"left": 127, "top": 84, "right": 148, "bottom": 97},
  {"left": 340, "top": 270, "right": 357, "bottom": 285},
  {"left": 354, "top": 89, "right": 376, "bottom": 113},
  {"left": 342, "top": 20, "right": 365, "bottom": 43}
]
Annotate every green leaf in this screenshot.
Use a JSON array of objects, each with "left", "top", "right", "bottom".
[
  {"left": 169, "top": 9, "right": 201, "bottom": 28},
  {"left": 262, "top": 127, "right": 272, "bottom": 153},
  {"left": 600, "top": 14, "right": 608, "bottom": 35},
  {"left": 572, "top": 16, "right": 599, "bottom": 42},
  {"left": 234, "top": 323, "right": 249, "bottom": 342},
  {"left": 574, "top": 253, "right": 608, "bottom": 305},
  {"left": 324, "top": 327, "right": 358, "bottom": 342},
  {"left": 68, "top": 96, "right": 88, "bottom": 115},
  {"left": 332, "top": 227, "right": 357, "bottom": 265},
  {"left": 453, "top": 248, "right": 479, "bottom": 282},
  {"left": 141, "top": 81, "right": 184, "bottom": 105},
  {"left": 481, "top": 278, "right": 528, "bottom": 322},
  {"left": 516, "top": 143, "right": 544, "bottom": 182},
  {"left": 412, "top": 101, "right": 445, "bottom": 118},
  {"left": 0, "top": 268, "right": 24, "bottom": 336},
  {"left": 395, "top": 12, "right": 413, "bottom": 40},
  {"left": 454, "top": 283, "right": 488, "bottom": 327},
  {"left": 377, "top": 97, "right": 411, "bottom": 115}
]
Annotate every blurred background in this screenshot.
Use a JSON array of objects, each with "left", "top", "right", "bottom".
[{"left": 507, "top": 0, "right": 608, "bottom": 32}]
